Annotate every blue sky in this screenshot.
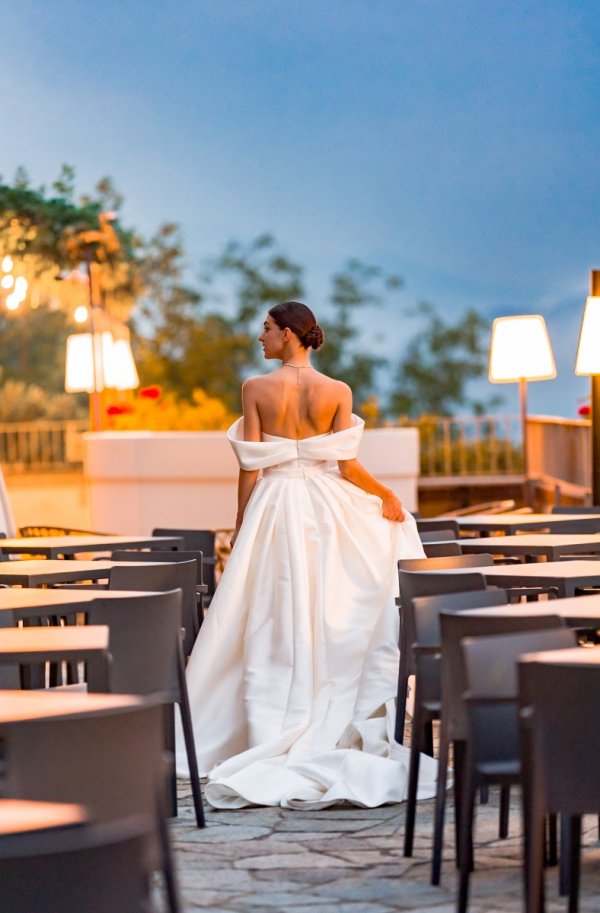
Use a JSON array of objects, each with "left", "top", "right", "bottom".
[{"left": 2, "top": 0, "right": 599, "bottom": 416}]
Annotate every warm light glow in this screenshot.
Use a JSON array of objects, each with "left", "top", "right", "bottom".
[
  {"left": 109, "top": 338, "right": 139, "bottom": 389},
  {"left": 1, "top": 256, "right": 13, "bottom": 273},
  {"left": 489, "top": 315, "right": 556, "bottom": 383},
  {"left": 13, "top": 276, "right": 27, "bottom": 301},
  {"left": 1, "top": 274, "right": 14, "bottom": 290},
  {"left": 73, "top": 305, "right": 89, "bottom": 324},
  {"left": 5, "top": 293, "right": 20, "bottom": 311},
  {"left": 575, "top": 296, "right": 600, "bottom": 375},
  {"left": 65, "top": 332, "right": 139, "bottom": 393}
]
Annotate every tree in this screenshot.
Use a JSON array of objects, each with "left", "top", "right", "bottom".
[
  {"left": 315, "top": 259, "right": 402, "bottom": 408},
  {"left": 389, "top": 302, "right": 501, "bottom": 417}
]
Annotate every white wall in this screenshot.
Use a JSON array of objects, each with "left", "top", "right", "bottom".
[{"left": 85, "top": 427, "right": 420, "bottom": 534}]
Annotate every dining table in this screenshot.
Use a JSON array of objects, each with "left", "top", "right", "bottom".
[
  {"left": 0, "top": 534, "right": 184, "bottom": 559},
  {"left": 423, "top": 559, "right": 600, "bottom": 599},
  {"left": 0, "top": 625, "right": 111, "bottom": 690},
  {"left": 0, "top": 587, "right": 157, "bottom": 625},
  {"left": 457, "top": 592, "right": 600, "bottom": 628},
  {"left": 459, "top": 533, "right": 600, "bottom": 562},
  {"left": 0, "top": 798, "right": 87, "bottom": 836},
  {"left": 452, "top": 512, "right": 600, "bottom": 536},
  {"left": 0, "top": 690, "right": 144, "bottom": 725}
]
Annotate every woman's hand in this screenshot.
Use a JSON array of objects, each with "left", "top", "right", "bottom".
[{"left": 381, "top": 490, "right": 405, "bottom": 522}]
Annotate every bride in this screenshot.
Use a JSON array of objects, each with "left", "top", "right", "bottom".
[{"left": 176, "top": 301, "right": 437, "bottom": 809}]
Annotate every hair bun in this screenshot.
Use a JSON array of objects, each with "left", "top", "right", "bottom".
[{"left": 302, "top": 324, "right": 324, "bottom": 350}]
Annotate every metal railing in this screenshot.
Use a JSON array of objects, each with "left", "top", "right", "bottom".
[
  {"left": 397, "top": 413, "right": 524, "bottom": 477},
  {"left": 0, "top": 420, "right": 88, "bottom": 472}
]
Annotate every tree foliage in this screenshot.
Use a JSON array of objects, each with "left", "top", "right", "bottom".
[{"left": 389, "top": 302, "right": 500, "bottom": 417}]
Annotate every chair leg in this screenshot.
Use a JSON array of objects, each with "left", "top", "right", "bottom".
[
  {"left": 457, "top": 766, "right": 477, "bottom": 913},
  {"left": 156, "top": 784, "right": 183, "bottom": 913},
  {"left": 394, "top": 651, "right": 409, "bottom": 744},
  {"left": 403, "top": 704, "right": 424, "bottom": 857},
  {"left": 431, "top": 723, "right": 450, "bottom": 885},
  {"left": 499, "top": 785, "right": 510, "bottom": 838},
  {"left": 547, "top": 814, "right": 558, "bottom": 867},
  {"left": 453, "top": 741, "right": 467, "bottom": 869},
  {"left": 176, "top": 646, "right": 206, "bottom": 828},
  {"left": 164, "top": 704, "right": 178, "bottom": 818},
  {"left": 567, "top": 815, "right": 581, "bottom": 913}
]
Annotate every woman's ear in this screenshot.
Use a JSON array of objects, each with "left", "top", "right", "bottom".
[{"left": 282, "top": 327, "right": 292, "bottom": 342}]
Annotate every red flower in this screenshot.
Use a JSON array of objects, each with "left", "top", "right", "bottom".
[
  {"left": 106, "top": 404, "right": 134, "bottom": 416},
  {"left": 578, "top": 404, "right": 591, "bottom": 417},
  {"left": 140, "top": 385, "right": 162, "bottom": 400}
]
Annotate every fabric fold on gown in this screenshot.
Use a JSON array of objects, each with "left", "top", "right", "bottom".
[{"left": 175, "top": 414, "right": 438, "bottom": 809}]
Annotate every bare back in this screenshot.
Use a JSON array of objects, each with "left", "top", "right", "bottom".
[{"left": 243, "top": 368, "right": 351, "bottom": 441}]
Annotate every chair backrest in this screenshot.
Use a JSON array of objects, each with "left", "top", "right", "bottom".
[
  {"left": 416, "top": 518, "right": 460, "bottom": 536},
  {"left": 423, "top": 541, "right": 463, "bottom": 558},
  {"left": 111, "top": 549, "right": 204, "bottom": 586},
  {"left": 397, "top": 570, "right": 487, "bottom": 677},
  {"left": 152, "top": 527, "right": 216, "bottom": 594},
  {"left": 549, "top": 517, "right": 600, "bottom": 533},
  {"left": 0, "top": 817, "right": 153, "bottom": 913},
  {"left": 551, "top": 505, "right": 600, "bottom": 514},
  {"left": 2, "top": 701, "right": 166, "bottom": 865},
  {"left": 86, "top": 590, "right": 183, "bottom": 696},
  {"left": 460, "top": 627, "right": 576, "bottom": 772},
  {"left": 412, "top": 588, "right": 509, "bottom": 647},
  {"left": 519, "top": 659, "right": 600, "bottom": 813},
  {"left": 109, "top": 560, "right": 198, "bottom": 656},
  {"left": 419, "top": 529, "right": 458, "bottom": 542},
  {"left": 399, "top": 554, "right": 493, "bottom": 571},
  {"left": 440, "top": 611, "right": 564, "bottom": 741}
]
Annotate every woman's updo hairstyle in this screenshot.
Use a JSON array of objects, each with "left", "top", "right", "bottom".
[{"left": 268, "top": 301, "right": 325, "bottom": 350}]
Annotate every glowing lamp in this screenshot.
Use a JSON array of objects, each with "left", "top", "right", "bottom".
[
  {"left": 65, "top": 332, "right": 139, "bottom": 393},
  {"left": 489, "top": 314, "right": 556, "bottom": 501},
  {"left": 575, "top": 297, "right": 600, "bottom": 376}
]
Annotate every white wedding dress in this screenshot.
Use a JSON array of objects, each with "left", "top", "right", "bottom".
[{"left": 175, "top": 414, "right": 438, "bottom": 809}]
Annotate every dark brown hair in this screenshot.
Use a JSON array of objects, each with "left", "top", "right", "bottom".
[{"left": 268, "top": 301, "right": 325, "bottom": 350}]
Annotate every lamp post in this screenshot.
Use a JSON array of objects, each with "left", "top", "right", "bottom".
[
  {"left": 489, "top": 315, "right": 556, "bottom": 505},
  {"left": 574, "top": 270, "right": 600, "bottom": 504}
]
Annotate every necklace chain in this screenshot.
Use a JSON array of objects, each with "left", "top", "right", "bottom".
[{"left": 282, "top": 362, "right": 313, "bottom": 384}]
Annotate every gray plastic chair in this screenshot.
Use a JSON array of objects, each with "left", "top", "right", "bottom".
[
  {"left": 551, "top": 505, "right": 600, "bottom": 514},
  {"left": 519, "top": 655, "right": 600, "bottom": 913},
  {"left": 457, "top": 627, "right": 576, "bottom": 913},
  {"left": 403, "top": 587, "right": 509, "bottom": 858},
  {"left": 423, "top": 541, "right": 463, "bottom": 558},
  {"left": 432, "top": 611, "right": 564, "bottom": 887},
  {"left": 111, "top": 549, "right": 206, "bottom": 629},
  {"left": 85, "top": 590, "right": 205, "bottom": 828},
  {"left": 417, "top": 518, "right": 461, "bottom": 537},
  {"left": 152, "top": 527, "right": 217, "bottom": 603},
  {"left": 1, "top": 698, "right": 181, "bottom": 913},
  {"left": 0, "top": 816, "right": 157, "bottom": 913},
  {"left": 419, "top": 529, "right": 459, "bottom": 542},
  {"left": 395, "top": 554, "right": 494, "bottom": 744}
]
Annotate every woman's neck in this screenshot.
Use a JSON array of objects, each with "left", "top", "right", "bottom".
[{"left": 280, "top": 346, "right": 310, "bottom": 367}]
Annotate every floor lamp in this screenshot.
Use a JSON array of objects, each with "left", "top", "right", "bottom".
[
  {"left": 575, "top": 275, "right": 600, "bottom": 504},
  {"left": 489, "top": 315, "right": 556, "bottom": 506}
]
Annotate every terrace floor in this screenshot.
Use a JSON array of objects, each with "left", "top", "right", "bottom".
[{"left": 171, "top": 780, "right": 600, "bottom": 912}]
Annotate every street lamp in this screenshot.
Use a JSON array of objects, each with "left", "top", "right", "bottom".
[
  {"left": 574, "top": 271, "right": 600, "bottom": 504},
  {"left": 489, "top": 314, "right": 556, "bottom": 503}
]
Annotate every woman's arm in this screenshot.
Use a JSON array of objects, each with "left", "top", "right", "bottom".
[
  {"left": 231, "top": 379, "right": 261, "bottom": 547},
  {"left": 335, "top": 383, "right": 405, "bottom": 522}
]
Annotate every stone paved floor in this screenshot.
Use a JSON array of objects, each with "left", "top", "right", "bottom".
[{"left": 171, "top": 782, "right": 600, "bottom": 912}]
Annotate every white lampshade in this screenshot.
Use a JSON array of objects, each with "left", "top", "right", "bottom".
[
  {"left": 575, "top": 296, "right": 600, "bottom": 375},
  {"left": 488, "top": 315, "right": 556, "bottom": 383},
  {"left": 65, "top": 332, "right": 139, "bottom": 393}
]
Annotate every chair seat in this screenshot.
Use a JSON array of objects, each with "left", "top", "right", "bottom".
[{"left": 477, "top": 760, "right": 520, "bottom": 779}]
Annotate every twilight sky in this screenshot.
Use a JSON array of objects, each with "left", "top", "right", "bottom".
[{"left": 2, "top": 0, "right": 599, "bottom": 416}]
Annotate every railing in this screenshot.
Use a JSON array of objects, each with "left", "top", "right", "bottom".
[
  {"left": 397, "top": 414, "right": 524, "bottom": 477},
  {"left": 0, "top": 414, "right": 592, "bottom": 496},
  {"left": 0, "top": 420, "right": 88, "bottom": 472}
]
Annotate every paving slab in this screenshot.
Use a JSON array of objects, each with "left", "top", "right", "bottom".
[{"left": 171, "top": 782, "right": 600, "bottom": 912}]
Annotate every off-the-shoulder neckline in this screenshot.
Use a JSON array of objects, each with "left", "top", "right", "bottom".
[{"left": 229, "top": 414, "right": 364, "bottom": 443}]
